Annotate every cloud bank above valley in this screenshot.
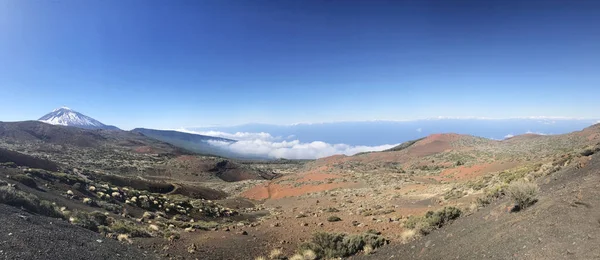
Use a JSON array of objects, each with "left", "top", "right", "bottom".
[
  {"left": 175, "top": 128, "right": 397, "bottom": 159},
  {"left": 173, "top": 119, "right": 599, "bottom": 160}
]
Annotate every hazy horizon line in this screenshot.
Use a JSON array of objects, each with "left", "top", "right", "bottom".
[{"left": 179, "top": 116, "right": 600, "bottom": 129}]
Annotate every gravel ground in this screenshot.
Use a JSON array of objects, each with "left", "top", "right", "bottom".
[
  {"left": 355, "top": 154, "right": 600, "bottom": 260},
  {"left": 0, "top": 204, "right": 160, "bottom": 260}
]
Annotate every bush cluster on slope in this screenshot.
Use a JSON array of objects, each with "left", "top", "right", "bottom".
[
  {"left": 404, "top": 206, "right": 462, "bottom": 234},
  {"left": 298, "top": 231, "right": 388, "bottom": 259},
  {"left": 507, "top": 181, "right": 539, "bottom": 211},
  {"left": 0, "top": 186, "right": 63, "bottom": 218}
]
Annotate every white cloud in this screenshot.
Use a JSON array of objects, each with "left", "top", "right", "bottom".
[
  {"left": 174, "top": 128, "right": 278, "bottom": 141},
  {"left": 175, "top": 128, "right": 397, "bottom": 159},
  {"left": 538, "top": 120, "right": 556, "bottom": 125},
  {"left": 504, "top": 134, "right": 514, "bottom": 139},
  {"left": 525, "top": 130, "right": 549, "bottom": 135},
  {"left": 416, "top": 128, "right": 422, "bottom": 133},
  {"left": 208, "top": 139, "right": 397, "bottom": 160}
]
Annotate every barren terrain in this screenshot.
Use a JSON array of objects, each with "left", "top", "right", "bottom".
[{"left": 0, "top": 121, "right": 599, "bottom": 259}]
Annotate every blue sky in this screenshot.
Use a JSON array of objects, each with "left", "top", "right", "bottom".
[{"left": 1, "top": 0, "right": 599, "bottom": 130}]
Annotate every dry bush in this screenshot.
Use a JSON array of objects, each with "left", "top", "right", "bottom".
[
  {"left": 110, "top": 220, "right": 152, "bottom": 237},
  {"left": 299, "top": 231, "right": 387, "bottom": 259},
  {"left": 476, "top": 184, "right": 507, "bottom": 206},
  {"left": 400, "top": 229, "right": 416, "bottom": 243},
  {"left": 289, "top": 254, "right": 304, "bottom": 260},
  {"left": 269, "top": 248, "right": 284, "bottom": 259},
  {"left": 404, "top": 206, "right": 461, "bottom": 235},
  {"left": 68, "top": 210, "right": 111, "bottom": 232},
  {"left": 363, "top": 244, "right": 374, "bottom": 255},
  {"left": 302, "top": 250, "right": 317, "bottom": 260},
  {"left": 507, "top": 181, "right": 539, "bottom": 211},
  {"left": 117, "top": 234, "right": 133, "bottom": 244}
]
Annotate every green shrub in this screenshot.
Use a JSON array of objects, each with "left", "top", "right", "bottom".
[
  {"left": 196, "top": 220, "right": 220, "bottom": 230},
  {"left": 466, "top": 180, "right": 486, "bottom": 191},
  {"left": 327, "top": 216, "right": 342, "bottom": 222},
  {"left": 443, "top": 188, "right": 465, "bottom": 200},
  {"left": 69, "top": 211, "right": 111, "bottom": 232},
  {"left": 299, "top": 232, "right": 387, "bottom": 258},
  {"left": 404, "top": 207, "right": 461, "bottom": 234},
  {"left": 0, "top": 186, "right": 63, "bottom": 218},
  {"left": 95, "top": 200, "right": 122, "bottom": 213},
  {"left": 109, "top": 220, "right": 151, "bottom": 237},
  {"left": 0, "top": 162, "right": 17, "bottom": 168},
  {"left": 507, "top": 181, "right": 539, "bottom": 211},
  {"left": 362, "top": 208, "right": 395, "bottom": 216},
  {"left": 499, "top": 171, "right": 527, "bottom": 184},
  {"left": 11, "top": 174, "right": 38, "bottom": 188},
  {"left": 476, "top": 184, "right": 507, "bottom": 206}
]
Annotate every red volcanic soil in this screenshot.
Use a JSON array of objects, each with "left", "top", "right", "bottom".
[
  {"left": 241, "top": 169, "right": 357, "bottom": 200},
  {"left": 405, "top": 134, "right": 459, "bottom": 157},
  {"left": 576, "top": 123, "right": 600, "bottom": 141},
  {"left": 241, "top": 182, "right": 353, "bottom": 200},
  {"left": 314, "top": 133, "right": 466, "bottom": 166},
  {"left": 320, "top": 154, "right": 347, "bottom": 163},
  {"left": 298, "top": 172, "right": 339, "bottom": 182}
]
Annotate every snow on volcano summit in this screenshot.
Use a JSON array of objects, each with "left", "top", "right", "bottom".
[{"left": 38, "top": 107, "right": 119, "bottom": 130}]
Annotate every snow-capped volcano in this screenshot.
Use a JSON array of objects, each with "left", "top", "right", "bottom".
[{"left": 38, "top": 107, "right": 119, "bottom": 130}]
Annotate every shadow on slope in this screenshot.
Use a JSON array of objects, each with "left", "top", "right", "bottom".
[{"left": 0, "top": 147, "right": 60, "bottom": 171}]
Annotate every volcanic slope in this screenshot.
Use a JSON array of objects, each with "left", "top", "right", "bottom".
[
  {"left": 0, "top": 121, "right": 276, "bottom": 182},
  {"left": 234, "top": 124, "right": 600, "bottom": 259},
  {"left": 0, "top": 121, "right": 303, "bottom": 259},
  {"left": 358, "top": 145, "right": 600, "bottom": 260}
]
